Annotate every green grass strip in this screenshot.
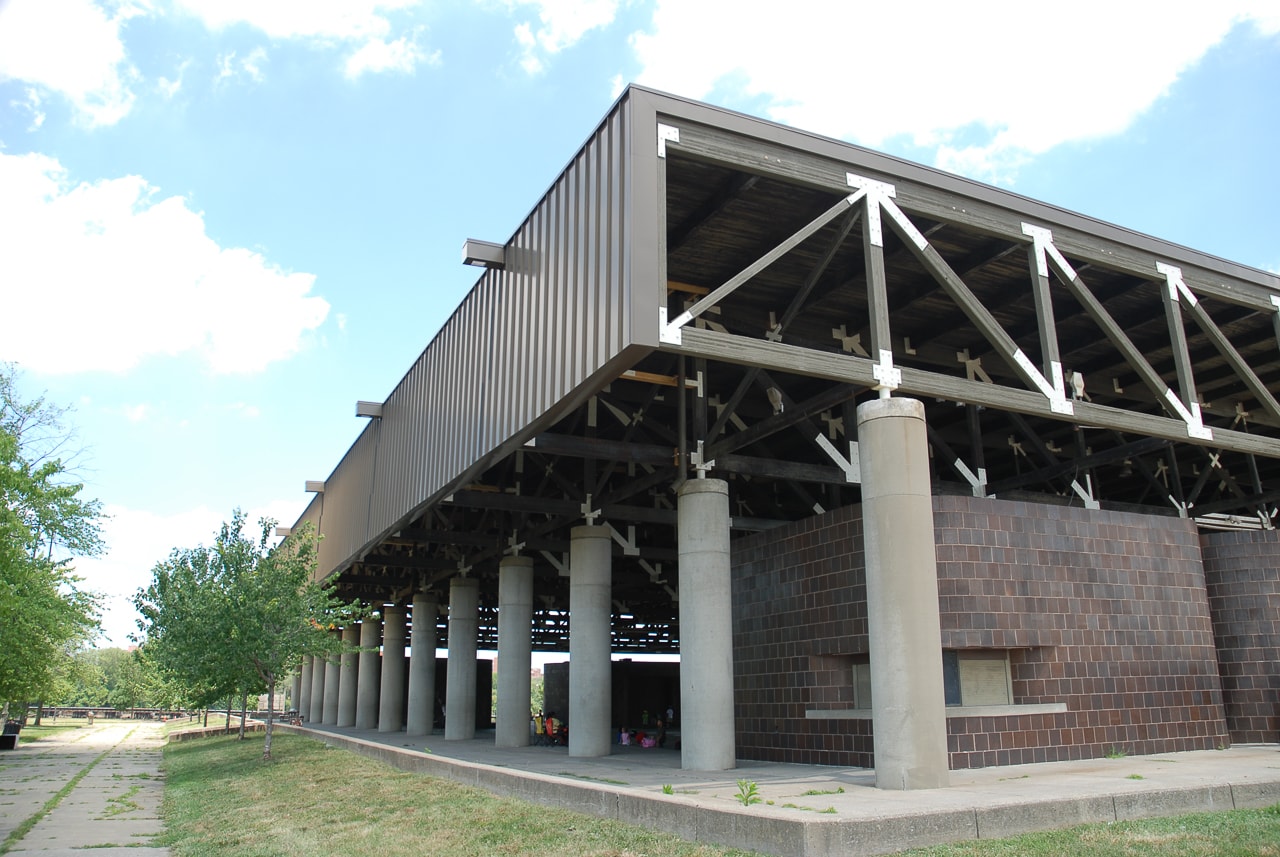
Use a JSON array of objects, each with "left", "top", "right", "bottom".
[{"left": 0, "top": 726, "right": 137, "bottom": 856}]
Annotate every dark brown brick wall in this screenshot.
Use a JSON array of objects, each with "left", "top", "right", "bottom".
[
  {"left": 1201, "top": 528, "right": 1280, "bottom": 743},
  {"left": 733, "top": 505, "right": 872, "bottom": 766},
  {"left": 731, "top": 496, "right": 1231, "bottom": 769}
]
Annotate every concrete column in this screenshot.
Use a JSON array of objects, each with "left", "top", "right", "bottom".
[
  {"left": 444, "top": 578, "right": 479, "bottom": 740},
  {"left": 858, "top": 397, "right": 949, "bottom": 790},
  {"left": 496, "top": 556, "right": 534, "bottom": 748},
  {"left": 299, "top": 656, "right": 314, "bottom": 721},
  {"left": 322, "top": 629, "right": 341, "bottom": 725},
  {"left": 678, "top": 478, "right": 736, "bottom": 771},
  {"left": 355, "top": 618, "right": 382, "bottom": 730},
  {"left": 291, "top": 672, "right": 302, "bottom": 714},
  {"left": 308, "top": 651, "right": 327, "bottom": 724},
  {"left": 379, "top": 606, "right": 408, "bottom": 733},
  {"left": 337, "top": 624, "right": 360, "bottom": 728},
  {"left": 406, "top": 594, "right": 438, "bottom": 736},
  {"left": 569, "top": 526, "right": 612, "bottom": 757}
]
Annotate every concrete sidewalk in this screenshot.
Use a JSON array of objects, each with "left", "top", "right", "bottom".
[
  {"left": 290, "top": 722, "right": 1280, "bottom": 856},
  {"left": 0, "top": 721, "right": 167, "bottom": 856}
]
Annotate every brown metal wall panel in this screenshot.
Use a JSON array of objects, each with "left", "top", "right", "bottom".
[
  {"left": 314, "top": 423, "right": 378, "bottom": 578},
  {"left": 294, "top": 93, "right": 649, "bottom": 578}
]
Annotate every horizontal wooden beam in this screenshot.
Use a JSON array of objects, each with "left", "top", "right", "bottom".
[
  {"left": 663, "top": 326, "right": 1280, "bottom": 460},
  {"left": 526, "top": 433, "right": 676, "bottom": 465},
  {"left": 717, "top": 452, "right": 850, "bottom": 486}
]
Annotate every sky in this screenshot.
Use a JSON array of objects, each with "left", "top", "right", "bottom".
[{"left": 1, "top": 0, "right": 1278, "bottom": 650}]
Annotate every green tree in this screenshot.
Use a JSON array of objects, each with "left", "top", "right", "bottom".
[
  {"left": 0, "top": 365, "right": 103, "bottom": 713},
  {"left": 135, "top": 512, "right": 360, "bottom": 759},
  {"left": 64, "top": 648, "right": 152, "bottom": 709}
]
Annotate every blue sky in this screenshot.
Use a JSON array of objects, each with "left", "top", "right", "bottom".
[{"left": 1, "top": 0, "right": 1277, "bottom": 648}]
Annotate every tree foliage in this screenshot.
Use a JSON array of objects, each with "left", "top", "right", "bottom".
[
  {"left": 134, "top": 511, "right": 360, "bottom": 759},
  {"left": 0, "top": 364, "right": 103, "bottom": 708},
  {"left": 62, "top": 647, "right": 156, "bottom": 709}
]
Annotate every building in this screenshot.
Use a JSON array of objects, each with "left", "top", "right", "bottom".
[{"left": 289, "top": 86, "right": 1280, "bottom": 789}]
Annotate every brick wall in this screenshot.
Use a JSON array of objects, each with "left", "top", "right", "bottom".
[
  {"left": 730, "top": 495, "right": 1231, "bottom": 769},
  {"left": 1201, "top": 528, "right": 1280, "bottom": 743},
  {"left": 733, "top": 505, "right": 872, "bottom": 766}
]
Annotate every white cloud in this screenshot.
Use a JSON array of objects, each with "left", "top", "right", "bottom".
[
  {"left": 507, "top": 0, "right": 619, "bottom": 74},
  {"left": 9, "top": 87, "right": 46, "bottom": 130},
  {"left": 77, "top": 500, "right": 305, "bottom": 647},
  {"left": 0, "top": 151, "right": 330, "bottom": 376},
  {"left": 175, "top": 0, "right": 421, "bottom": 41},
  {"left": 215, "top": 46, "right": 268, "bottom": 85},
  {"left": 0, "top": 0, "right": 140, "bottom": 125},
  {"left": 156, "top": 59, "right": 191, "bottom": 98},
  {"left": 344, "top": 33, "right": 440, "bottom": 79},
  {"left": 629, "top": 2, "right": 1280, "bottom": 181},
  {"left": 178, "top": 0, "right": 439, "bottom": 77}
]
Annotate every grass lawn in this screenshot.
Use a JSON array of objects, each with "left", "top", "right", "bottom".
[
  {"left": 900, "top": 805, "right": 1280, "bottom": 857},
  {"left": 159, "top": 732, "right": 763, "bottom": 857},
  {"left": 159, "top": 733, "right": 1280, "bottom": 857},
  {"left": 16, "top": 722, "right": 88, "bottom": 744}
]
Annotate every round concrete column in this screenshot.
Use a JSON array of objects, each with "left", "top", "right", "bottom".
[
  {"left": 496, "top": 556, "right": 534, "bottom": 748},
  {"left": 677, "top": 478, "right": 736, "bottom": 771},
  {"left": 569, "top": 526, "right": 612, "bottom": 758},
  {"left": 308, "top": 654, "right": 326, "bottom": 724},
  {"left": 444, "top": 578, "right": 480, "bottom": 740},
  {"left": 406, "top": 594, "right": 438, "bottom": 736},
  {"left": 322, "top": 629, "right": 341, "bottom": 725},
  {"left": 337, "top": 623, "right": 360, "bottom": 727},
  {"left": 379, "top": 606, "right": 408, "bottom": 733},
  {"left": 858, "top": 397, "right": 949, "bottom": 790},
  {"left": 355, "top": 618, "right": 382, "bottom": 730},
  {"left": 291, "top": 671, "right": 302, "bottom": 716},
  {"left": 299, "top": 656, "right": 314, "bottom": 721}
]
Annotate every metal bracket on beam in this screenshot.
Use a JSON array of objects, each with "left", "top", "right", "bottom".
[
  {"left": 581, "top": 495, "right": 602, "bottom": 525},
  {"left": 1157, "top": 262, "right": 1198, "bottom": 306},
  {"left": 815, "top": 435, "right": 860, "bottom": 483},
  {"left": 506, "top": 530, "right": 525, "bottom": 556},
  {"left": 659, "top": 306, "right": 682, "bottom": 345},
  {"left": 1070, "top": 478, "right": 1101, "bottom": 510},
  {"left": 832, "top": 324, "right": 870, "bottom": 356},
  {"left": 639, "top": 559, "right": 666, "bottom": 584},
  {"left": 1162, "top": 389, "right": 1214, "bottom": 441},
  {"left": 690, "top": 440, "right": 716, "bottom": 478},
  {"left": 953, "top": 458, "right": 988, "bottom": 498},
  {"left": 847, "top": 173, "right": 928, "bottom": 250},
  {"left": 872, "top": 349, "right": 901, "bottom": 394},
  {"left": 606, "top": 524, "right": 640, "bottom": 556},
  {"left": 657, "top": 123, "right": 680, "bottom": 158}
]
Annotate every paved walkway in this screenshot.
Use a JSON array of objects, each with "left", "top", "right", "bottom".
[
  {"left": 294, "top": 722, "right": 1280, "bottom": 856},
  {"left": 0, "top": 721, "right": 167, "bottom": 856}
]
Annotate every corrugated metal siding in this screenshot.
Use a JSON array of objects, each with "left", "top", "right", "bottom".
[
  {"left": 293, "top": 493, "right": 325, "bottom": 583},
  {"left": 315, "top": 422, "right": 379, "bottom": 578},
  {"left": 304, "top": 95, "right": 643, "bottom": 577}
]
